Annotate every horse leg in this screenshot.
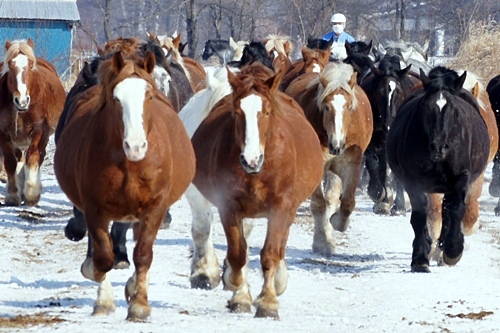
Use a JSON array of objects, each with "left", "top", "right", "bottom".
[
  {"left": 488, "top": 153, "right": 500, "bottom": 197},
  {"left": 253, "top": 211, "right": 292, "bottom": 319},
  {"left": 125, "top": 206, "right": 165, "bottom": 322},
  {"left": 407, "top": 190, "right": 432, "bottom": 272},
  {"left": 461, "top": 173, "right": 484, "bottom": 236},
  {"left": 440, "top": 180, "right": 468, "bottom": 266},
  {"left": 64, "top": 206, "right": 87, "bottom": 241},
  {"left": 390, "top": 176, "right": 407, "bottom": 216},
  {"left": 80, "top": 215, "right": 116, "bottom": 316},
  {"left": 111, "top": 222, "right": 131, "bottom": 269},
  {"left": 0, "top": 144, "right": 22, "bottom": 206},
  {"left": 365, "top": 145, "right": 391, "bottom": 215},
  {"left": 0, "top": 151, "right": 7, "bottom": 183},
  {"left": 495, "top": 197, "right": 500, "bottom": 216},
  {"left": 426, "top": 193, "right": 444, "bottom": 264},
  {"left": 311, "top": 173, "right": 338, "bottom": 257},
  {"left": 329, "top": 146, "right": 362, "bottom": 232},
  {"left": 23, "top": 133, "right": 47, "bottom": 206},
  {"left": 186, "top": 184, "right": 220, "bottom": 290},
  {"left": 220, "top": 210, "right": 252, "bottom": 314}
]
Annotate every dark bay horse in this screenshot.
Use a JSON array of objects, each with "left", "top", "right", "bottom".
[
  {"left": 54, "top": 51, "right": 195, "bottom": 321},
  {"left": 0, "top": 39, "right": 65, "bottom": 206},
  {"left": 285, "top": 62, "right": 373, "bottom": 256},
  {"left": 187, "top": 63, "right": 324, "bottom": 318},
  {"left": 360, "top": 55, "right": 422, "bottom": 215},
  {"left": 201, "top": 39, "right": 235, "bottom": 64},
  {"left": 486, "top": 74, "right": 500, "bottom": 214},
  {"left": 386, "top": 67, "right": 490, "bottom": 273}
]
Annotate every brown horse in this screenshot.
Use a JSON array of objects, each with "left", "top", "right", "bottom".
[
  {"left": 280, "top": 46, "right": 331, "bottom": 91},
  {"left": 188, "top": 63, "right": 323, "bottom": 318},
  {"left": 285, "top": 62, "right": 373, "bottom": 256},
  {"left": 54, "top": 51, "right": 195, "bottom": 321},
  {"left": 0, "top": 39, "right": 65, "bottom": 206},
  {"left": 427, "top": 70, "right": 499, "bottom": 262}
]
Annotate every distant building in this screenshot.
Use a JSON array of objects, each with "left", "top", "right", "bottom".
[{"left": 0, "top": 0, "right": 80, "bottom": 77}]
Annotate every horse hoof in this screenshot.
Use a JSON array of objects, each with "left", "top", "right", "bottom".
[
  {"left": 227, "top": 301, "right": 252, "bottom": 314},
  {"left": 495, "top": 206, "right": 500, "bottom": 216},
  {"left": 113, "top": 260, "right": 130, "bottom": 270},
  {"left": 372, "top": 202, "right": 390, "bottom": 215},
  {"left": 160, "top": 211, "right": 172, "bottom": 229},
  {"left": 330, "top": 213, "right": 350, "bottom": 232},
  {"left": 410, "top": 264, "right": 431, "bottom": 273},
  {"left": 443, "top": 251, "right": 463, "bottom": 266},
  {"left": 390, "top": 207, "right": 406, "bottom": 216},
  {"left": 255, "top": 307, "right": 279, "bottom": 319},
  {"left": 64, "top": 218, "right": 87, "bottom": 241},
  {"left": 126, "top": 303, "right": 151, "bottom": 322},
  {"left": 312, "top": 243, "right": 336, "bottom": 258},
  {"left": 4, "top": 194, "right": 21, "bottom": 206},
  {"left": 190, "top": 274, "right": 215, "bottom": 290},
  {"left": 92, "top": 302, "right": 116, "bottom": 316}
]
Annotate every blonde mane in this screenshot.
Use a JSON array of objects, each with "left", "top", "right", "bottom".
[
  {"left": 1, "top": 39, "right": 37, "bottom": 76},
  {"left": 308, "top": 62, "right": 358, "bottom": 110},
  {"left": 264, "top": 34, "right": 293, "bottom": 58}
]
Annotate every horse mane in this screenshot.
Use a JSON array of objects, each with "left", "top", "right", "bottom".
[
  {"left": 239, "top": 42, "right": 274, "bottom": 70},
  {"left": 264, "top": 34, "right": 293, "bottom": 57},
  {"left": 1, "top": 39, "right": 37, "bottom": 76},
  {"left": 306, "top": 36, "right": 332, "bottom": 50},
  {"left": 311, "top": 62, "right": 358, "bottom": 110}
]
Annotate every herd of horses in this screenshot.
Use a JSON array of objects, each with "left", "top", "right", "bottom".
[{"left": 0, "top": 32, "right": 499, "bottom": 321}]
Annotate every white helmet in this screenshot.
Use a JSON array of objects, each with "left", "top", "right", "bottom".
[{"left": 331, "top": 13, "right": 346, "bottom": 23}]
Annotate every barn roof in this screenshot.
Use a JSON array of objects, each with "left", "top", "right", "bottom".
[{"left": 0, "top": 0, "right": 80, "bottom": 22}]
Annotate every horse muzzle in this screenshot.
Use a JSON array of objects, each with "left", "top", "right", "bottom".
[
  {"left": 13, "top": 95, "right": 31, "bottom": 111},
  {"left": 240, "top": 153, "right": 264, "bottom": 174}
]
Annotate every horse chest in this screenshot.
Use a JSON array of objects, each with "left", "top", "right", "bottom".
[{"left": 1, "top": 110, "right": 40, "bottom": 147}]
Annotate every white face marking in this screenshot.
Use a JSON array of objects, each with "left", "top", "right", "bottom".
[
  {"left": 240, "top": 94, "right": 263, "bottom": 165},
  {"left": 388, "top": 80, "right": 396, "bottom": 109},
  {"left": 113, "top": 77, "right": 149, "bottom": 161},
  {"left": 436, "top": 92, "right": 447, "bottom": 112},
  {"left": 312, "top": 63, "right": 321, "bottom": 73},
  {"left": 12, "top": 54, "right": 30, "bottom": 108},
  {"left": 331, "top": 94, "right": 346, "bottom": 149}
]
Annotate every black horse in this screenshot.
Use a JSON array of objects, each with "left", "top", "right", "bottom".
[
  {"left": 360, "top": 55, "right": 421, "bottom": 215},
  {"left": 344, "top": 40, "right": 375, "bottom": 84},
  {"left": 201, "top": 39, "right": 234, "bottom": 64},
  {"left": 486, "top": 74, "right": 500, "bottom": 214},
  {"left": 386, "top": 66, "right": 490, "bottom": 273}
]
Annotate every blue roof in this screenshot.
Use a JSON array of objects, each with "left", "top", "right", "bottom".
[{"left": 0, "top": 0, "right": 80, "bottom": 22}]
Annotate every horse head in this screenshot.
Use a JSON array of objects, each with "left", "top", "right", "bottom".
[
  {"left": 301, "top": 46, "right": 331, "bottom": 73},
  {"left": 99, "top": 51, "right": 159, "bottom": 161},
  {"left": 2, "top": 39, "right": 37, "bottom": 111},
  {"left": 227, "top": 64, "right": 282, "bottom": 173},
  {"left": 420, "top": 67, "right": 468, "bottom": 161},
  {"left": 317, "top": 63, "right": 358, "bottom": 155}
]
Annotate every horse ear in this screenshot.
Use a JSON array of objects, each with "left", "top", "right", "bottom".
[
  {"left": 419, "top": 68, "right": 430, "bottom": 85},
  {"left": 81, "top": 62, "right": 93, "bottom": 82},
  {"left": 319, "top": 74, "right": 329, "bottom": 89},
  {"left": 143, "top": 51, "right": 156, "bottom": 74},
  {"left": 265, "top": 69, "right": 284, "bottom": 94},
  {"left": 348, "top": 71, "right": 358, "bottom": 88},
  {"left": 5, "top": 39, "right": 11, "bottom": 51},
  {"left": 284, "top": 41, "right": 292, "bottom": 56},
  {"left": 229, "top": 37, "right": 237, "bottom": 50},
  {"left": 366, "top": 40, "right": 373, "bottom": 55},
  {"left": 397, "top": 64, "right": 412, "bottom": 79},
  {"left": 471, "top": 82, "right": 480, "bottom": 98},
  {"left": 112, "top": 51, "right": 125, "bottom": 71},
  {"left": 27, "top": 38, "right": 35, "bottom": 49},
  {"left": 345, "top": 41, "right": 353, "bottom": 55},
  {"left": 165, "top": 48, "right": 174, "bottom": 63},
  {"left": 172, "top": 34, "right": 182, "bottom": 48},
  {"left": 147, "top": 31, "right": 156, "bottom": 41},
  {"left": 301, "top": 46, "right": 308, "bottom": 57},
  {"left": 226, "top": 66, "right": 241, "bottom": 89},
  {"left": 179, "top": 42, "right": 188, "bottom": 54},
  {"left": 455, "top": 71, "right": 467, "bottom": 91},
  {"left": 97, "top": 46, "right": 105, "bottom": 56}
]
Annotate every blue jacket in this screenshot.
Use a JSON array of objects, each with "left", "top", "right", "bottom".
[{"left": 322, "top": 31, "right": 355, "bottom": 43}]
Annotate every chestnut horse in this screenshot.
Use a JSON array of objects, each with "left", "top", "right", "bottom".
[
  {"left": 0, "top": 39, "right": 65, "bottom": 206},
  {"left": 54, "top": 51, "right": 195, "bottom": 321},
  {"left": 186, "top": 63, "right": 323, "bottom": 318},
  {"left": 387, "top": 67, "right": 491, "bottom": 272},
  {"left": 281, "top": 46, "right": 331, "bottom": 91},
  {"left": 285, "top": 62, "right": 373, "bottom": 256}
]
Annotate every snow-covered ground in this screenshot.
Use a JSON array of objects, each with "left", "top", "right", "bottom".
[{"left": 0, "top": 138, "right": 498, "bottom": 332}]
